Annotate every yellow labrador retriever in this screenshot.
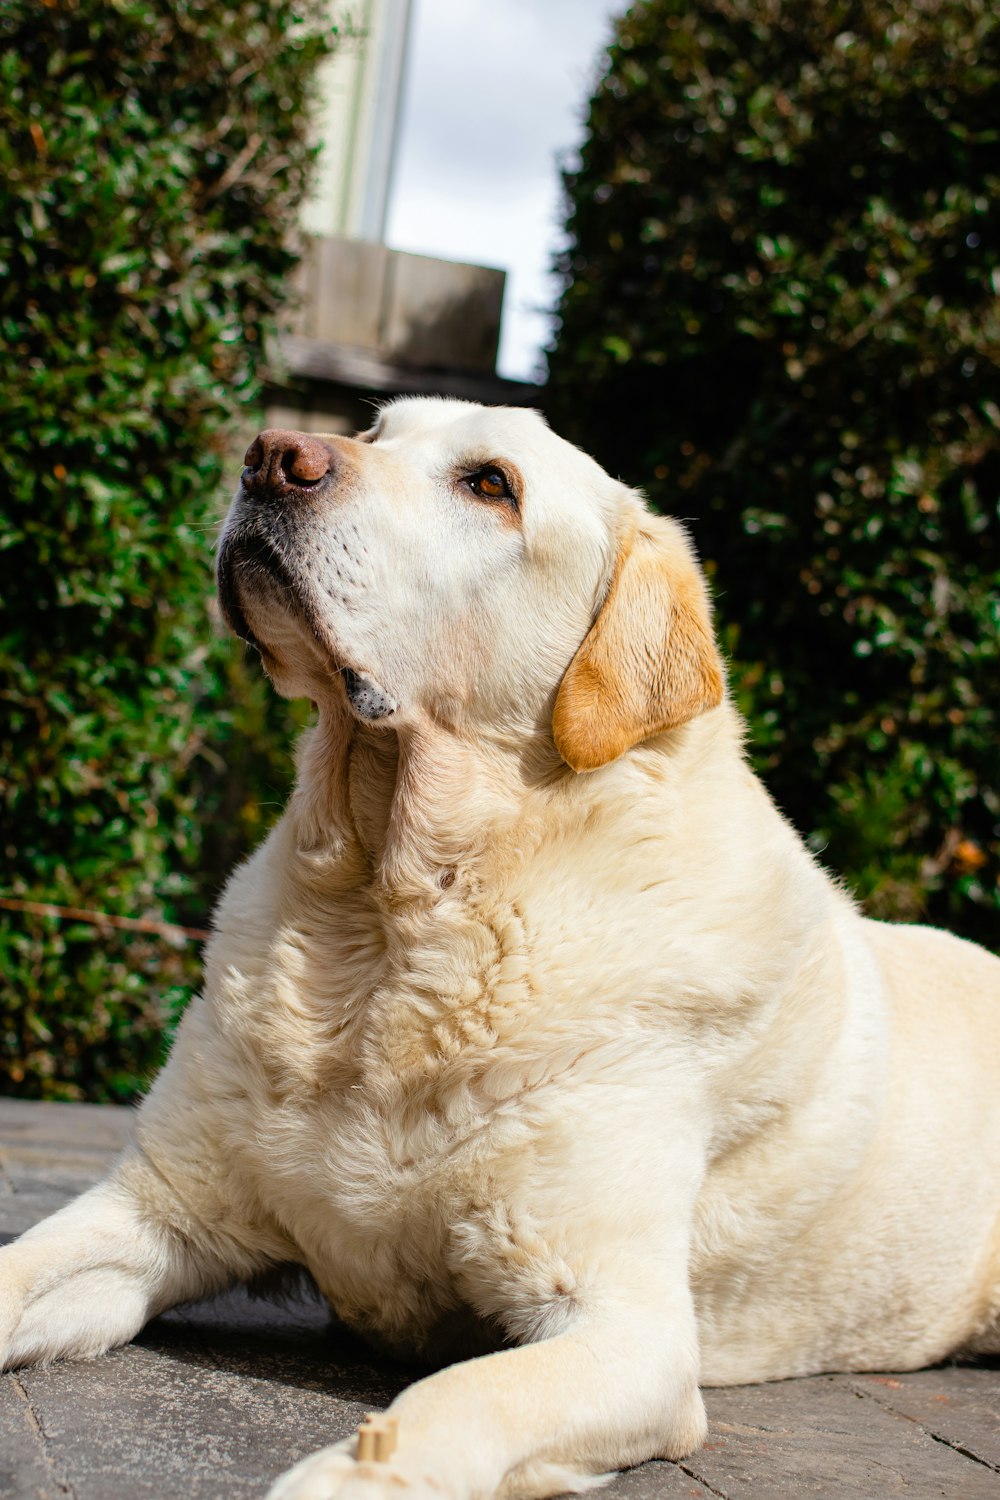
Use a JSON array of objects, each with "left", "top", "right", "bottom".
[{"left": 3, "top": 399, "right": 999, "bottom": 1500}]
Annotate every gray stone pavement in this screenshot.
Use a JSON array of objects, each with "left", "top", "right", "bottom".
[{"left": 0, "top": 1096, "right": 997, "bottom": 1499}]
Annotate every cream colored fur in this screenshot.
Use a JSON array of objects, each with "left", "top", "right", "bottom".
[{"left": 3, "top": 398, "right": 998, "bottom": 1500}]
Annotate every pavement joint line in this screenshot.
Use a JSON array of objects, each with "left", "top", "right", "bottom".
[
  {"left": 846, "top": 1375, "right": 1000, "bottom": 1475},
  {"left": 12, "top": 1371, "right": 79, "bottom": 1500},
  {"left": 675, "top": 1460, "right": 732, "bottom": 1499},
  {"left": 925, "top": 1430, "right": 1000, "bottom": 1474}
]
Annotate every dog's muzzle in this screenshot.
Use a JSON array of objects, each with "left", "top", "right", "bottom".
[
  {"left": 217, "top": 429, "right": 340, "bottom": 649},
  {"left": 218, "top": 430, "right": 398, "bottom": 720}
]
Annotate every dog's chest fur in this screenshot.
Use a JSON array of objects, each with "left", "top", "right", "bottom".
[{"left": 204, "top": 867, "right": 607, "bottom": 1357}]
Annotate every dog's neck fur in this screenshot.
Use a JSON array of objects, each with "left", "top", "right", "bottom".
[
  {"left": 287, "top": 705, "right": 557, "bottom": 902},
  {"left": 208, "top": 695, "right": 849, "bottom": 1130},
  {"left": 281, "top": 698, "right": 782, "bottom": 947}
]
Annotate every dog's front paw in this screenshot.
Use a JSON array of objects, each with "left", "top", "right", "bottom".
[
  {"left": 264, "top": 1442, "right": 359, "bottom": 1500},
  {"left": 266, "top": 1437, "right": 445, "bottom": 1500},
  {"left": 0, "top": 1250, "right": 148, "bottom": 1371}
]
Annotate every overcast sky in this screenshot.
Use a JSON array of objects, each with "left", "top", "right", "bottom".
[{"left": 385, "top": 0, "right": 621, "bottom": 382}]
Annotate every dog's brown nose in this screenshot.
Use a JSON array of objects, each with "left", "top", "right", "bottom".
[{"left": 242, "top": 429, "right": 335, "bottom": 493}]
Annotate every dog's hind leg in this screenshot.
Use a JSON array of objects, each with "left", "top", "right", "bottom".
[{"left": 956, "top": 1207, "right": 1000, "bottom": 1358}]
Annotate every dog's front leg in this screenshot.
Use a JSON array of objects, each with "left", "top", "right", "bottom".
[
  {"left": 269, "top": 1273, "right": 702, "bottom": 1500},
  {"left": 269, "top": 1093, "right": 707, "bottom": 1500},
  {"left": 0, "top": 1143, "right": 272, "bottom": 1371}
]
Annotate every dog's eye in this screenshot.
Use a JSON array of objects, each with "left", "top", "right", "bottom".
[{"left": 466, "top": 467, "right": 513, "bottom": 504}]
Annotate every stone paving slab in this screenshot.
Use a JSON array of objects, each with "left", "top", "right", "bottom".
[{"left": 1, "top": 1098, "right": 997, "bottom": 1499}]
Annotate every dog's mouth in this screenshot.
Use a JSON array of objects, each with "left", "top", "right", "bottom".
[
  {"left": 340, "top": 668, "right": 398, "bottom": 721},
  {"left": 216, "top": 528, "right": 311, "bottom": 658},
  {"left": 216, "top": 527, "right": 398, "bottom": 721}
]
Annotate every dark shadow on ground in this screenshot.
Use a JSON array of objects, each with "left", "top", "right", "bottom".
[{"left": 134, "top": 1282, "right": 415, "bottom": 1404}]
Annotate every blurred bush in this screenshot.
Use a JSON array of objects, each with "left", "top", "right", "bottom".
[
  {"left": 0, "top": 0, "right": 333, "bottom": 1098},
  {"left": 548, "top": 0, "right": 999, "bottom": 947}
]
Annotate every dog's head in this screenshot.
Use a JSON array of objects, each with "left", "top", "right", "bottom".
[{"left": 217, "top": 398, "right": 723, "bottom": 771}]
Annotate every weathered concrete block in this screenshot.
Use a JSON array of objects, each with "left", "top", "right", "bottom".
[
  {"left": 311, "top": 236, "right": 391, "bottom": 351},
  {"left": 382, "top": 250, "right": 504, "bottom": 373}
]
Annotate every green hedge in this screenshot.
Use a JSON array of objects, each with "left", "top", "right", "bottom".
[
  {"left": 0, "top": 0, "right": 333, "bottom": 1098},
  {"left": 548, "top": 0, "right": 999, "bottom": 947}
]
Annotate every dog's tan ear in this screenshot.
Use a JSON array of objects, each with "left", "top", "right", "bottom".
[{"left": 552, "top": 513, "right": 724, "bottom": 772}]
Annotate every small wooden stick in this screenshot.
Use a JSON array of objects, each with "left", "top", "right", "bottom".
[{"left": 356, "top": 1413, "right": 398, "bottom": 1463}]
